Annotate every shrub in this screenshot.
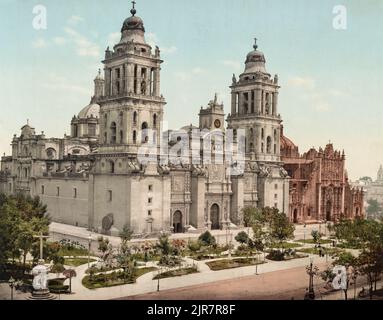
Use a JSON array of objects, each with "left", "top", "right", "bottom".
[
  {"left": 51, "top": 263, "right": 65, "bottom": 274},
  {"left": 235, "top": 231, "right": 250, "bottom": 244},
  {"left": 198, "top": 231, "right": 216, "bottom": 246},
  {"left": 266, "top": 250, "right": 285, "bottom": 261}
]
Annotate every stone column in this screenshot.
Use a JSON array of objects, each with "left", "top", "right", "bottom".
[
  {"left": 127, "top": 64, "right": 134, "bottom": 94},
  {"left": 273, "top": 92, "right": 279, "bottom": 116},
  {"left": 110, "top": 68, "right": 115, "bottom": 96},
  {"left": 255, "top": 88, "right": 261, "bottom": 114},
  {"left": 231, "top": 92, "right": 236, "bottom": 115},
  {"left": 154, "top": 68, "right": 161, "bottom": 97},
  {"left": 238, "top": 92, "right": 244, "bottom": 115}
]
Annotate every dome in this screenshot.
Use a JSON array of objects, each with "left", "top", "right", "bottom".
[
  {"left": 78, "top": 103, "right": 100, "bottom": 119},
  {"left": 244, "top": 39, "right": 268, "bottom": 74},
  {"left": 280, "top": 135, "right": 297, "bottom": 150},
  {"left": 121, "top": 15, "right": 145, "bottom": 33}
]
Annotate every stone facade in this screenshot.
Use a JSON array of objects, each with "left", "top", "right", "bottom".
[{"left": 280, "top": 128, "right": 364, "bottom": 223}]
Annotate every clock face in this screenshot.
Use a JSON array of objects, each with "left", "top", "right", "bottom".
[{"left": 214, "top": 119, "right": 221, "bottom": 128}]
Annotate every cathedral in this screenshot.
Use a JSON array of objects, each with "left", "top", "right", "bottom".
[{"left": 0, "top": 5, "right": 362, "bottom": 236}]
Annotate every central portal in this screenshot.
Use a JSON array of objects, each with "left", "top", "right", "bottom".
[{"left": 210, "top": 204, "right": 220, "bottom": 230}]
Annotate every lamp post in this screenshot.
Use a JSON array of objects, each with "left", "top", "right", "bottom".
[
  {"left": 305, "top": 258, "right": 318, "bottom": 300},
  {"left": 157, "top": 266, "right": 161, "bottom": 292},
  {"left": 87, "top": 234, "right": 92, "bottom": 270},
  {"left": 8, "top": 277, "right": 15, "bottom": 301}
]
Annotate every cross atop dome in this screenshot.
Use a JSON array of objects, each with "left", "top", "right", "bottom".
[
  {"left": 131, "top": 1, "right": 137, "bottom": 16},
  {"left": 253, "top": 38, "right": 258, "bottom": 50}
]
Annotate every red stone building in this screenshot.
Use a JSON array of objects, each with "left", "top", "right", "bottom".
[{"left": 280, "top": 128, "right": 364, "bottom": 223}]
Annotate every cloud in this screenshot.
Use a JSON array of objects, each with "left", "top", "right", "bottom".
[
  {"left": 67, "top": 15, "right": 84, "bottom": 26},
  {"left": 287, "top": 76, "right": 316, "bottom": 90},
  {"left": 53, "top": 37, "right": 67, "bottom": 46},
  {"left": 192, "top": 67, "right": 205, "bottom": 75},
  {"left": 161, "top": 46, "right": 177, "bottom": 54},
  {"left": 286, "top": 76, "right": 341, "bottom": 113},
  {"left": 32, "top": 38, "right": 47, "bottom": 48},
  {"left": 221, "top": 60, "right": 241, "bottom": 70},
  {"left": 64, "top": 27, "right": 100, "bottom": 57},
  {"left": 41, "top": 73, "right": 89, "bottom": 95}
]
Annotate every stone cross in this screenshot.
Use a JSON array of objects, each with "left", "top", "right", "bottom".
[{"left": 33, "top": 232, "right": 49, "bottom": 261}]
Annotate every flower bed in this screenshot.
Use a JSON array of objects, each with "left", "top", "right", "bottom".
[
  {"left": 152, "top": 266, "right": 199, "bottom": 280},
  {"left": 82, "top": 267, "right": 157, "bottom": 289},
  {"left": 206, "top": 258, "right": 264, "bottom": 271}
]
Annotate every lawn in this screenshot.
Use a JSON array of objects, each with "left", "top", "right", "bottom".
[
  {"left": 152, "top": 267, "right": 199, "bottom": 280},
  {"left": 58, "top": 247, "right": 89, "bottom": 257},
  {"left": 269, "top": 242, "right": 302, "bottom": 249},
  {"left": 206, "top": 258, "right": 264, "bottom": 271},
  {"left": 64, "top": 257, "right": 97, "bottom": 267},
  {"left": 295, "top": 239, "right": 333, "bottom": 245},
  {"left": 82, "top": 267, "right": 157, "bottom": 289},
  {"left": 298, "top": 247, "right": 342, "bottom": 256}
]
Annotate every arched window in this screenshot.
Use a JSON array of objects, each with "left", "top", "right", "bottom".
[
  {"left": 141, "top": 122, "right": 148, "bottom": 143},
  {"left": 119, "top": 111, "right": 124, "bottom": 125},
  {"left": 274, "top": 129, "right": 277, "bottom": 140},
  {"left": 133, "top": 130, "right": 137, "bottom": 144},
  {"left": 261, "top": 128, "right": 264, "bottom": 140},
  {"left": 109, "top": 161, "right": 115, "bottom": 174},
  {"left": 133, "top": 111, "right": 137, "bottom": 125},
  {"left": 274, "top": 144, "right": 277, "bottom": 154},
  {"left": 267, "top": 136, "right": 272, "bottom": 154},
  {"left": 104, "top": 132, "right": 107, "bottom": 144},
  {"left": 261, "top": 143, "right": 264, "bottom": 153},
  {"left": 153, "top": 114, "right": 157, "bottom": 127},
  {"left": 250, "top": 143, "right": 254, "bottom": 153},
  {"left": 104, "top": 114, "right": 108, "bottom": 127},
  {"left": 110, "top": 122, "right": 117, "bottom": 144}
]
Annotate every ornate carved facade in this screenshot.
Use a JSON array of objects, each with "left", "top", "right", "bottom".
[{"left": 281, "top": 127, "right": 364, "bottom": 223}]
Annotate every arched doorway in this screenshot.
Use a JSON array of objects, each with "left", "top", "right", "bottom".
[
  {"left": 173, "top": 211, "right": 183, "bottom": 233},
  {"left": 293, "top": 209, "right": 298, "bottom": 223},
  {"left": 326, "top": 201, "right": 332, "bottom": 221},
  {"left": 210, "top": 204, "right": 220, "bottom": 230}
]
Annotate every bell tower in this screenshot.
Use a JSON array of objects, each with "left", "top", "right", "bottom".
[
  {"left": 98, "top": 2, "right": 165, "bottom": 154},
  {"left": 227, "top": 39, "right": 281, "bottom": 163},
  {"left": 227, "top": 38, "right": 289, "bottom": 214}
]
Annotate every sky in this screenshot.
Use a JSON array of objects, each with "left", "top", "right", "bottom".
[{"left": 0, "top": 0, "right": 382, "bottom": 180}]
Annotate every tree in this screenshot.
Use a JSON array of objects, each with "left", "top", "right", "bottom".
[
  {"left": 156, "top": 234, "right": 172, "bottom": 256},
  {"left": 242, "top": 207, "right": 259, "bottom": 228},
  {"left": 311, "top": 230, "right": 322, "bottom": 244},
  {"left": 0, "top": 194, "right": 49, "bottom": 275},
  {"left": 359, "top": 176, "right": 372, "bottom": 185},
  {"left": 252, "top": 222, "right": 270, "bottom": 253},
  {"left": 198, "top": 231, "right": 216, "bottom": 247},
  {"left": 119, "top": 224, "right": 133, "bottom": 245},
  {"left": 366, "top": 199, "right": 382, "bottom": 219},
  {"left": 269, "top": 212, "right": 295, "bottom": 245},
  {"left": 333, "top": 218, "right": 383, "bottom": 299},
  {"left": 332, "top": 252, "right": 358, "bottom": 300}
]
